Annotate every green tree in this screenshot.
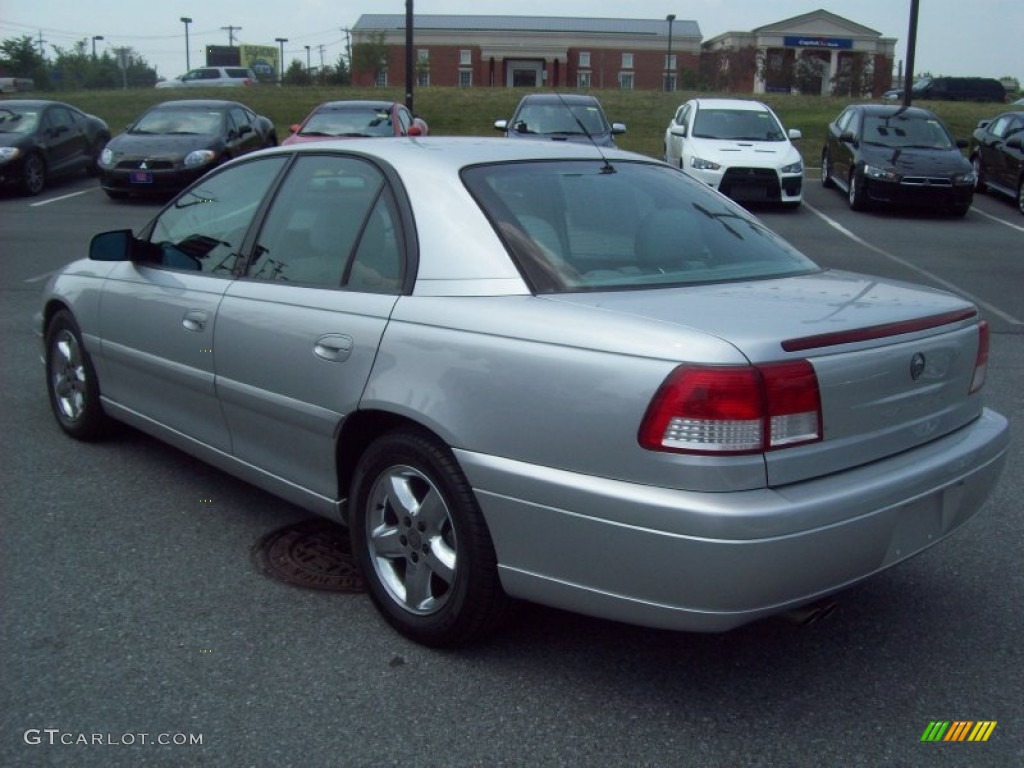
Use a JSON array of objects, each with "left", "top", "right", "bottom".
[
  {"left": 330, "top": 53, "right": 351, "bottom": 86},
  {"left": 351, "top": 30, "right": 389, "bottom": 84},
  {"left": 0, "top": 35, "right": 49, "bottom": 88},
  {"left": 284, "top": 59, "right": 311, "bottom": 86}
]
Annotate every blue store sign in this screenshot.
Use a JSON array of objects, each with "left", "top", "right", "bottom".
[{"left": 783, "top": 36, "right": 853, "bottom": 49}]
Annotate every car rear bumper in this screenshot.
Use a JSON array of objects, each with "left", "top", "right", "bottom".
[{"left": 459, "top": 407, "right": 1008, "bottom": 631}]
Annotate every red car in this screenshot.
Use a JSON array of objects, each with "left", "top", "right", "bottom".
[{"left": 282, "top": 100, "right": 428, "bottom": 145}]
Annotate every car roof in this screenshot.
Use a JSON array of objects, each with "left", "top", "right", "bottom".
[
  {"left": 250, "top": 135, "right": 646, "bottom": 172},
  {"left": 0, "top": 99, "right": 75, "bottom": 109},
  {"left": 691, "top": 98, "right": 772, "bottom": 112},
  {"left": 315, "top": 100, "right": 398, "bottom": 111},
  {"left": 847, "top": 104, "right": 938, "bottom": 117},
  {"left": 152, "top": 99, "right": 246, "bottom": 110},
  {"left": 516, "top": 93, "right": 602, "bottom": 106}
]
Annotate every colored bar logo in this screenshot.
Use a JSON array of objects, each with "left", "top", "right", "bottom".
[{"left": 921, "top": 721, "right": 997, "bottom": 742}]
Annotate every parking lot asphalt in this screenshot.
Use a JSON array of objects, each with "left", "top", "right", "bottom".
[{"left": 2, "top": 173, "right": 1022, "bottom": 767}]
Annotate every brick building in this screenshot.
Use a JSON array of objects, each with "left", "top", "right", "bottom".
[
  {"left": 350, "top": 11, "right": 896, "bottom": 97},
  {"left": 350, "top": 15, "right": 702, "bottom": 91}
]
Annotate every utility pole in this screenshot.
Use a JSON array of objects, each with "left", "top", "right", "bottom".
[
  {"left": 902, "top": 0, "right": 920, "bottom": 107},
  {"left": 275, "top": 38, "right": 288, "bottom": 84},
  {"left": 221, "top": 25, "right": 242, "bottom": 47},
  {"left": 318, "top": 45, "right": 326, "bottom": 83},
  {"left": 405, "top": 0, "right": 414, "bottom": 112},
  {"left": 36, "top": 30, "right": 47, "bottom": 58}
]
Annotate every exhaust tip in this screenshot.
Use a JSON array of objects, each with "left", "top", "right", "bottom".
[{"left": 780, "top": 599, "right": 840, "bottom": 626}]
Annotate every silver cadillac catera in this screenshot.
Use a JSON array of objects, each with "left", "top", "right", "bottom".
[{"left": 37, "top": 138, "right": 1009, "bottom": 647}]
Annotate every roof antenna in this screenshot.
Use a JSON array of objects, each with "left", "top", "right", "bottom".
[{"left": 554, "top": 91, "right": 616, "bottom": 174}]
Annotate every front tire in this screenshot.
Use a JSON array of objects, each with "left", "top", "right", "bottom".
[
  {"left": 350, "top": 428, "right": 509, "bottom": 647},
  {"left": 821, "top": 150, "right": 835, "bottom": 188},
  {"left": 45, "top": 310, "right": 107, "bottom": 440},
  {"left": 21, "top": 153, "right": 46, "bottom": 195},
  {"left": 1018, "top": 178, "right": 1024, "bottom": 216},
  {"left": 971, "top": 154, "right": 986, "bottom": 193},
  {"left": 848, "top": 170, "right": 866, "bottom": 211}
]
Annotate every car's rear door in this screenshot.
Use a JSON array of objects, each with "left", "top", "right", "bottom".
[
  {"left": 96, "top": 155, "right": 288, "bottom": 451},
  {"left": 215, "top": 153, "right": 408, "bottom": 500}
]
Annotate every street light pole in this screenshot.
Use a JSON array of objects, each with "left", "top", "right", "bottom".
[
  {"left": 665, "top": 14, "right": 676, "bottom": 92},
  {"left": 180, "top": 17, "right": 192, "bottom": 71},
  {"left": 92, "top": 35, "right": 104, "bottom": 59},
  {"left": 275, "top": 37, "right": 288, "bottom": 85},
  {"left": 305, "top": 45, "right": 311, "bottom": 74},
  {"left": 405, "top": 0, "right": 414, "bottom": 112}
]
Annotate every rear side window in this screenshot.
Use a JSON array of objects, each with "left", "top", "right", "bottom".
[
  {"left": 246, "top": 155, "right": 405, "bottom": 292},
  {"left": 226, "top": 68, "right": 251, "bottom": 79},
  {"left": 463, "top": 160, "right": 817, "bottom": 294}
]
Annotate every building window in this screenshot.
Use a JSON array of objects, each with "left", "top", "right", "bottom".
[
  {"left": 618, "top": 72, "right": 634, "bottom": 90},
  {"left": 459, "top": 49, "right": 472, "bottom": 66},
  {"left": 665, "top": 54, "right": 677, "bottom": 71},
  {"left": 665, "top": 74, "right": 677, "bottom": 91},
  {"left": 375, "top": 69, "right": 388, "bottom": 87},
  {"left": 418, "top": 49, "right": 429, "bottom": 63},
  {"left": 577, "top": 71, "right": 591, "bottom": 89},
  {"left": 622, "top": 53, "right": 633, "bottom": 69},
  {"left": 459, "top": 69, "right": 472, "bottom": 87},
  {"left": 579, "top": 51, "right": 590, "bottom": 68},
  {"left": 417, "top": 70, "right": 430, "bottom": 87}
]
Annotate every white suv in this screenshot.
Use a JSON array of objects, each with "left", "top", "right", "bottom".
[{"left": 156, "top": 67, "right": 257, "bottom": 89}]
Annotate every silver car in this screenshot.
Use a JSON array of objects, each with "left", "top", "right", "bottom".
[{"left": 37, "top": 138, "right": 1009, "bottom": 647}]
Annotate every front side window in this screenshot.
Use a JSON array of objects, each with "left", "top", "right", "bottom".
[
  {"left": 246, "top": 155, "right": 404, "bottom": 292},
  {"left": 145, "top": 157, "right": 288, "bottom": 274},
  {"left": 463, "top": 161, "right": 817, "bottom": 294}
]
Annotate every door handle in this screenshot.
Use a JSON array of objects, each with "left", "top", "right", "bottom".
[
  {"left": 182, "top": 309, "right": 208, "bottom": 332},
  {"left": 314, "top": 334, "right": 353, "bottom": 362}
]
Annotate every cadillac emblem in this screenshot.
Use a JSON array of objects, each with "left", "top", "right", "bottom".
[{"left": 910, "top": 352, "right": 926, "bottom": 381}]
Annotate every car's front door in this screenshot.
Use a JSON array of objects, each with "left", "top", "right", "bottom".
[
  {"left": 226, "top": 107, "right": 262, "bottom": 157},
  {"left": 215, "top": 153, "right": 408, "bottom": 500},
  {"left": 40, "top": 105, "right": 86, "bottom": 175},
  {"left": 96, "top": 156, "right": 288, "bottom": 451}
]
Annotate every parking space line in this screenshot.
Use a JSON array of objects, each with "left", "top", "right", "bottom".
[
  {"left": 970, "top": 206, "right": 1024, "bottom": 234},
  {"left": 803, "top": 201, "right": 1023, "bottom": 326},
  {"left": 29, "top": 189, "right": 95, "bottom": 207}
]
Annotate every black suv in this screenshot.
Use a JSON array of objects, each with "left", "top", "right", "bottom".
[
  {"left": 910, "top": 77, "right": 1005, "bottom": 102},
  {"left": 821, "top": 104, "right": 975, "bottom": 216}
]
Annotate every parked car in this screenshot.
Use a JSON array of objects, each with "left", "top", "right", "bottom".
[
  {"left": 909, "top": 77, "right": 1005, "bottom": 103},
  {"left": 821, "top": 104, "right": 975, "bottom": 215},
  {"left": 664, "top": 98, "right": 804, "bottom": 207},
  {"left": 969, "top": 109, "right": 1024, "bottom": 214},
  {"left": 494, "top": 93, "right": 625, "bottom": 147},
  {"left": 97, "top": 99, "right": 276, "bottom": 199},
  {"left": 37, "top": 138, "right": 1008, "bottom": 647},
  {"left": 156, "top": 66, "right": 258, "bottom": 89},
  {"left": 282, "top": 100, "right": 427, "bottom": 145},
  {"left": 0, "top": 99, "right": 109, "bottom": 195}
]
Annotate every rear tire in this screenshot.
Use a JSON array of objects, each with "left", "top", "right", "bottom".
[{"left": 350, "top": 428, "right": 509, "bottom": 647}]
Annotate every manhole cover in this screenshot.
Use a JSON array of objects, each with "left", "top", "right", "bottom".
[{"left": 253, "top": 518, "right": 365, "bottom": 593}]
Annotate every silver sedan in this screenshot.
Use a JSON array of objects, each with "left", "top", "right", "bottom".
[{"left": 37, "top": 138, "right": 1009, "bottom": 646}]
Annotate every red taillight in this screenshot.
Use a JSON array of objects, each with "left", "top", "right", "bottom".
[
  {"left": 970, "top": 320, "right": 989, "bottom": 394},
  {"left": 639, "top": 361, "right": 822, "bottom": 455}
]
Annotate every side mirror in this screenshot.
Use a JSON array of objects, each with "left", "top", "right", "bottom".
[
  {"left": 839, "top": 130, "right": 857, "bottom": 145},
  {"left": 1006, "top": 136, "right": 1022, "bottom": 149},
  {"left": 89, "top": 230, "right": 133, "bottom": 262},
  {"left": 669, "top": 124, "right": 688, "bottom": 138},
  {"left": 407, "top": 124, "right": 422, "bottom": 136},
  {"left": 289, "top": 123, "right": 301, "bottom": 134},
  {"left": 956, "top": 138, "right": 968, "bottom": 149},
  {"left": 611, "top": 122, "right": 627, "bottom": 135},
  {"left": 493, "top": 119, "right": 509, "bottom": 132},
  {"left": 788, "top": 128, "right": 802, "bottom": 140},
  {"left": 238, "top": 125, "right": 253, "bottom": 136}
]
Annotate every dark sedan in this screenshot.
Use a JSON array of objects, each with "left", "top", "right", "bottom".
[
  {"left": 969, "top": 110, "right": 1024, "bottom": 215},
  {"left": 493, "top": 93, "right": 626, "bottom": 148},
  {"left": 282, "top": 100, "right": 427, "bottom": 145},
  {"left": 821, "top": 104, "right": 975, "bottom": 216},
  {"left": 0, "top": 100, "right": 110, "bottom": 195},
  {"left": 98, "top": 99, "right": 276, "bottom": 199}
]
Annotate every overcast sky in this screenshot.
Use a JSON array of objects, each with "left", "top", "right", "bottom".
[{"left": 2, "top": 1, "right": 1021, "bottom": 83}]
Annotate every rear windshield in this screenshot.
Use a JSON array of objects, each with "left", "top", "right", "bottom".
[{"left": 462, "top": 160, "right": 817, "bottom": 293}]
